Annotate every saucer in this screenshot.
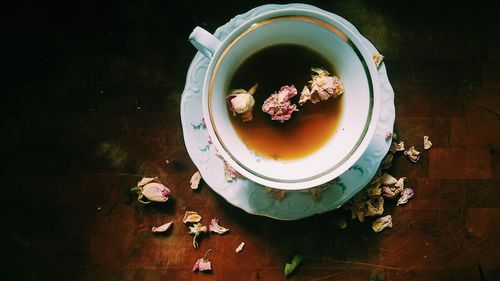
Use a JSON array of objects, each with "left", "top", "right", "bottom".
[{"left": 180, "top": 4, "right": 395, "bottom": 220}]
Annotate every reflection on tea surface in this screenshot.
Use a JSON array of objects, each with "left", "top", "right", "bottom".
[{"left": 228, "top": 44, "right": 343, "bottom": 160}]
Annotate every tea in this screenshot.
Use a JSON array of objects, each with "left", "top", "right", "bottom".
[{"left": 228, "top": 44, "right": 343, "bottom": 160}]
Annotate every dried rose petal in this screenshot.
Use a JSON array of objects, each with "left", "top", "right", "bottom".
[
  {"left": 366, "top": 196, "right": 384, "bottom": 217},
  {"left": 193, "top": 249, "right": 212, "bottom": 272},
  {"left": 389, "top": 141, "right": 405, "bottom": 153},
  {"left": 381, "top": 173, "right": 397, "bottom": 186},
  {"left": 424, "top": 136, "right": 433, "bottom": 150},
  {"left": 385, "top": 132, "right": 393, "bottom": 140},
  {"left": 382, "top": 185, "right": 403, "bottom": 199},
  {"left": 299, "top": 68, "right": 344, "bottom": 105},
  {"left": 266, "top": 187, "right": 287, "bottom": 200},
  {"left": 404, "top": 146, "right": 421, "bottom": 163},
  {"left": 151, "top": 221, "right": 173, "bottom": 233},
  {"left": 302, "top": 186, "right": 326, "bottom": 201},
  {"left": 373, "top": 53, "right": 384, "bottom": 68},
  {"left": 394, "top": 177, "right": 406, "bottom": 188},
  {"left": 190, "top": 171, "right": 202, "bottom": 190},
  {"left": 137, "top": 177, "right": 158, "bottom": 187},
  {"left": 183, "top": 211, "right": 202, "bottom": 224},
  {"left": 189, "top": 223, "right": 208, "bottom": 248},
  {"left": 380, "top": 153, "right": 393, "bottom": 169},
  {"left": 235, "top": 242, "right": 245, "bottom": 253},
  {"left": 223, "top": 160, "right": 242, "bottom": 181},
  {"left": 209, "top": 218, "right": 229, "bottom": 235},
  {"left": 262, "top": 85, "right": 298, "bottom": 122},
  {"left": 397, "top": 188, "right": 415, "bottom": 206},
  {"left": 372, "top": 215, "right": 392, "bottom": 233}
]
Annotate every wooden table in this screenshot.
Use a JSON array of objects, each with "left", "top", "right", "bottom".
[{"left": 2, "top": 1, "right": 499, "bottom": 280}]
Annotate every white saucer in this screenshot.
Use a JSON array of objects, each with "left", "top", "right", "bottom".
[{"left": 180, "top": 4, "right": 395, "bottom": 220}]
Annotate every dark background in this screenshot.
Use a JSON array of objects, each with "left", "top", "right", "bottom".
[{"left": 1, "top": 0, "right": 499, "bottom": 280}]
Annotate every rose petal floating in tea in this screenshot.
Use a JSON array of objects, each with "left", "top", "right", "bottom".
[
  {"left": 189, "top": 223, "right": 208, "bottom": 248},
  {"left": 397, "top": 188, "right": 415, "bottom": 206},
  {"left": 227, "top": 83, "right": 257, "bottom": 122},
  {"left": 151, "top": 221, "right": 173, "bottom": 233},
  {"left": 130, "top": 177, "right": 171, "bottom": 204},
  {"left": 209, "top": 218, "right": 229, "bottom": 235},
  {"left": 423, "top": 135, "right": 433, "bottom": 150},
  {"left": 372, "top": 215, "right": 393, "bottom": 233},
  {"left": 190, "top": 171, "right": 202, "bottom": 190},
  {"left": 235, "top": 242, "right": 245, "bottom": 253},
  {"left": 404, "top": 146, "right": 421, "bottom": 163},
  {"left": 183, "top": 211, "right": 202, "bottom": 224},
  {"left": 262, "top": 85, "right": 298, "bottom": 122},
  {"left": 193, "top": 249, "right": 212, "bottom": 272},
  {"left": 299, "top": 68, "right": 344, "bottom": 105},
  {"left": 373, "top": 53, "right": 384, "bottom": 68}
]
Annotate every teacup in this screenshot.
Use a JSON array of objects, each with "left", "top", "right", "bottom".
[{"left": 189, "top": 7, "right": 381, "bottom": 190}]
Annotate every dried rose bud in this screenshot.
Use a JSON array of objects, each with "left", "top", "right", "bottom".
[
  {"left": 373, "top": 53, "right": 384, "bottom": 68},
  {"left": 131, "top": 177, "right": 171, "bottom": 204},
  {"left": 151, "top": 221, "right": 173, "bottom": 233},
  {"left": 193, "top": 249, "right": 212, "bottom": 272},
  {"left": 423, "top": 136, "right": 433, "bottom": 150},
  {"left": 299, "top": 68, "right": 344, "bottom": 105},
  {"left": 227, "top": 84, "right": 257, "bottom": 122},
  {"left": 404, "top": 146, "right": 421, "bottom": 163},
  {"left": 189, "top": 223, "right": 208, "bottom": 248},
  {"left": 190, "top": 171, "right": 202, "bottom": 190},
  {"left": 183, "top": 211, "right": 202, "bottom": 224},
  {"left": 397, "top": 188, "right": 415, "bottom": 206},
  {"left": 209, "top": 218, "right": 229, "bottom": 235},
  {"left": 372, "top": 215, "right": 392, "bottom": 233}
]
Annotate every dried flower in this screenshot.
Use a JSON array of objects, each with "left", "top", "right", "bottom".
[
  {"left": 223, "top": 160, "right": 242, "bottom": 181},
  {"left": 372, "top": 215, "right": 393, "bottom": 233},
  {"left": 301, "top": 185, "right": 326, "bottom": 201},
  {"left": 381, "top": 173, "right": 397, "bottom": 186},
  {"left": 131, "top": 177, "right": 171, "bottom": 204},
  {"left": 394, "top": 177, "right": 406, "bottom": 188},
  {"left": 389, "top": 141, "right": 405, "bottom": 153},
  {"left": 385, "top": 131, "right": 393, "bottom": 140},
  {"left": 227, "top": 83, "right": 257, "bottom": 122},
  {"left": 262, "top": 85, "right": 298, "bottom": 122},
  {"left": 299, "top": 68, "right": 344, "bottom": 105},
  {"left": 190, "top": 171, "right": 202, "bottom": 190},
  {"left": 380, "top": 153, "right": 393, "bottom": 169},
  {"left": 235, "top": 242, "right": 245, "bottom": 253},
  {"left": 423, "top": 136, "right": 433, "bottom": 150},
  {"left": 151, "top": 221, "right": 173, "bottom": 233},
  {"left": 397, "top": 188, "right": 415, "bottom": 206},
  {"left": 266, "top": 187, "right": 287, "bottom": 200},
  {"left": 189, "top": 223, "right": 208, "bottom": 248},
  {"left": 382, "top": 185, "right": 403, "bottom": 199},
  {"left": 373, "top": 53, "right": 384, "bottom": 68},
  {"left": 183, "top": 211, "right": 202, "bottom": 224},
  {"left": 404, "top": 146, "right": 421, "bottom": 163},
  {"left": 193, "top": 249, "right": 212, "bottom": 272},
  {"left": 284, "top": 254, "right": 303, "bottom": 277},
  {"left": 366, "top": 196, "right": 384, "bottom": 217},
  {"left": 209, "top": 218, "right": 229, "bottom": 235}
]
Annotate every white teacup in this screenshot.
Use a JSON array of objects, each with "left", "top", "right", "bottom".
[{"left": 189, "top": 7, "right": 381, "bottom": 190}]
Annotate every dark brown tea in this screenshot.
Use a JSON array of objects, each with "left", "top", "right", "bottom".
[{"left": 228, "top": 44, "right": 343, "bottom": 160}]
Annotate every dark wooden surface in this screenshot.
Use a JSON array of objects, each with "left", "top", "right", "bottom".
[{"left": 2, "top": 0, "right": 499, "bottom": 280}]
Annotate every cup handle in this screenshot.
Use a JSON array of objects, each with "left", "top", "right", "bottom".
[{"left": 189, "top": 27, "right": 221, "bottom": 59}]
